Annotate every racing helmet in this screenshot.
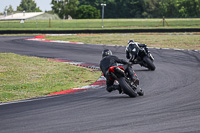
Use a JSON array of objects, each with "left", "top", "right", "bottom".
[
  {"left": 102, "top": 49, "right": 112, "bottom": 58},
  {"left": 128, "top": 40, "right": 134, "bottom": 44}
]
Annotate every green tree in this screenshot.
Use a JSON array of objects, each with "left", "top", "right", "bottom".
[
  {"left": 79, "top": 0, "right": 104, "bottom": 8},
  {"left": 128, "top": 0, "right": 145, "bottom": 18},
  {"left": 4, "top": 5, "right": 14, "bottom": 13},
  {"left": 159, "top": 0, "right": 200, "bottom": 18},
  {"left": 159, "top": 0, "right": 179, "bottom": 17},
  {"left": 76, "top": 5, "right": 100, "bottom": 19},
  {"left": 79, "top": 0, "right": 115, "bottom": 18},
  {"left": 17, "top": 0, "right": 42, "bottom": 12},
  {"left": 177, "top": 0, "right": 200, "bottom": 17},
  {"left": 77, "top": 0, "right": 200, "bottom": 18},
  {"left": 51, "top": 0, "right": 79, "bottom": 19},
  {"left": 79, "top": 0, "right": 145, "bottom": 18},
  {"left": 142, "top": 0, "right": 161, "bottom": 18},
  {"left": 108, "top": 0, "right": 145, "bottom": 18}
]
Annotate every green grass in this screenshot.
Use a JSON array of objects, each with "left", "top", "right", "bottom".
[
  {"left": 44, "top": 33, "right": 200, "bottom": 50},
  {"left": 0, "top": 53, "right": 101, "bottom": 103},
  {"left": 0, "top": 18, "right": 200, "bottom": 30}
]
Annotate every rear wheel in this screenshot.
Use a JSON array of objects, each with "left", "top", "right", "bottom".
[
  {"left": 143, "top": 56, "right": 156, "bottom": 71},
  {"left": 118, "top": 77, "right": 137, "bottom": 98}
]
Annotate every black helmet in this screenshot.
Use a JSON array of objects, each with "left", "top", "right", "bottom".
[
  {"left": 128, "top": 40, "right": 134, "bottom": 44},
  {"left": 102, "top": 49, "right": 112, "bottom": 58}
]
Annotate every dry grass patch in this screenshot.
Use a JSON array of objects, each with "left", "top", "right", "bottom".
[{"left": 45, "top": 33, "right": 200, "bottom": 50}]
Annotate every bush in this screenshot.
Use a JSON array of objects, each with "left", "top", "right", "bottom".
[{"left": 76, "top": 5, "right": 100, "bottom": 19}]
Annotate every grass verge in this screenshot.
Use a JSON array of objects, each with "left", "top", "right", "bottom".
[
  {"left": 0, "top": 53, "right": 101, "bottom": 103},
  {"left": 0, "top": 18, "right": 200, "bottom": 30},
  {"left": 44, "top": 33, "right": 200, "bottom": 50}
]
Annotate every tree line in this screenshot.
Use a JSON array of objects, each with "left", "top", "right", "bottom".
[
  {"left": 52, "top": 0, "right": 200, "bottom": 19},
  {"left": 3, "top": 0, "right": 42, "bottom": 15},
  {"left": 3, "top": 0, "right": 200, "bottom": 18}
]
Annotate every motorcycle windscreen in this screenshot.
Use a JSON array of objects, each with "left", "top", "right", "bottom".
[{"left": 130, "top": 45, "right": 139, "bottom": 59}]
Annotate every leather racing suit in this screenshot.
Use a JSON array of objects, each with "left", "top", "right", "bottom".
[{"left": 100, "top": 55, "right": 134, "bottom": 92}]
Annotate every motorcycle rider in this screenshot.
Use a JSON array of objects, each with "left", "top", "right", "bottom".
[
  {"left": 100, "top": 49, "right": 138, "bottom": 93},
  {"left": 126, "top": 40, "right": 152, "bottom": 62}
]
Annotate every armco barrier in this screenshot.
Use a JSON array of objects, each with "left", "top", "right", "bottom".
[{"left": 1, "top": 28, "right": 200, "bottom": 34}]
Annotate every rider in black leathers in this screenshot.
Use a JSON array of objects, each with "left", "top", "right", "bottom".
[
  {"left": 100, "top": 49, "right": 136, "bottom": 93},
  {"left": 126, "top": 40, "right": 150, "bottom": 61}
]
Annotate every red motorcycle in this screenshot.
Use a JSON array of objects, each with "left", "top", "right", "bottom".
[{"left": 108, "top": 64, "right": 144, "bottom": 97}]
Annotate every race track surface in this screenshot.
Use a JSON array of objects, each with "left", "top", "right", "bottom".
[{"left": 0, "top": 36, "right": 200, "bottom": 133}]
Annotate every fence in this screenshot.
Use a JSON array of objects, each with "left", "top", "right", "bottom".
[{"left": 0, "top": 18, "right": 200, "bottom": 29}]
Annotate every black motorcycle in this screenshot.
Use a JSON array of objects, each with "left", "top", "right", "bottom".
[
  {"left": 108, "top": 64, "right": 144, "bottom": 97},
  {"left": 127, "top": 44, "right": 156, "bottom": 71}
]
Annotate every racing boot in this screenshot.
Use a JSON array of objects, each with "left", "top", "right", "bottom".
[
  {"left": 136, "top": 87, "right": 144, "bottom": 96},
  {"left": 114, "top": 85, "right": 122, "bottom": 94},
  {"left": 126, "top": 67, "right": 139, "bottom": 85},
  {"left": 106, "top": 85, "right": 122, "bottom": 94}
]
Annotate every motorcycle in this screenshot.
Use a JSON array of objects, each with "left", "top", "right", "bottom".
[
  {"left": 127, "top": 44, "right": 156, "bottom": 71},
  {"left": 108, "top": 64, "right": 144, "bottom": 97}
]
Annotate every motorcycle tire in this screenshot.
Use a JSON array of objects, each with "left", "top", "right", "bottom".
[
  {"left": 118, "top": 77, "right": 138, "bottom": 98},
  {"left": 143, "top": 56, "right": 156, "bottom": 71}
]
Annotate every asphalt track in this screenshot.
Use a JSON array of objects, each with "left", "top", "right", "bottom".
[{"left": 0, "top": 36, "right": 200, "bottom": 133}]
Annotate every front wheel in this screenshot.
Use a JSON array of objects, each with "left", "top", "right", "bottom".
[
  {"left": 143, "top": 56, "right": 156, "bottom": 71},
  {"left": 118, "top": 77, "right": 137, "bottom": 98}
]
